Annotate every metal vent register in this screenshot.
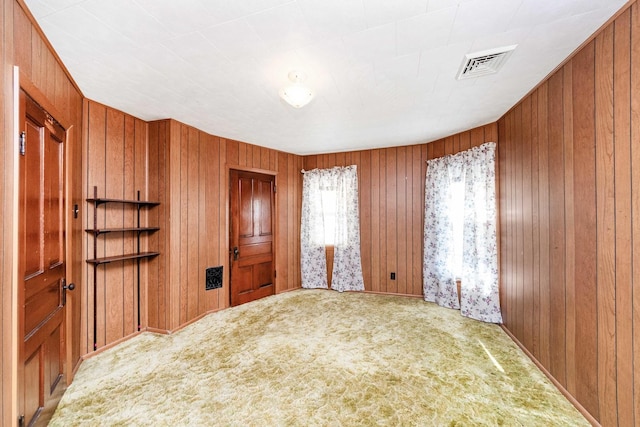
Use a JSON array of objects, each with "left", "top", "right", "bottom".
[
  {"left": 206, "top": 266, "right": 223, "bottom": 290},
  {"left": 457, "top": 45, "right": 517, "bottom": 80}
]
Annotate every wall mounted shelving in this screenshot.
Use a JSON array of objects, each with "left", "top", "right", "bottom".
[{"left": 85, "top": 186, "right": 159, "bottom": 350}]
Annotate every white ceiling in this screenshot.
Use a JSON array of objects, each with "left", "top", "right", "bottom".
[{"left": 25, "top": 0, "right": 626, "bottom": 155}]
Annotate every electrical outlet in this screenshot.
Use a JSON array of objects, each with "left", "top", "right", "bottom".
[{"left": 390, "top": 272, "right": 396, "bottom": 280}]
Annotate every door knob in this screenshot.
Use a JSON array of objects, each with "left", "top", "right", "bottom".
[
  {"left": 64, "top": 282, "right": 75, "bottom": 291},
  {"left": 233, "top": 247, "right": 239, "bottom": 260}
]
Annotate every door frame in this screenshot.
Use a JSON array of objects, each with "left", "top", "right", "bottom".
[
  {"left": 10, "top": 67, "right": 77, "bottom": 423},
  {"left": 227, "top": 165, "right": 278, "bottom": 307}
]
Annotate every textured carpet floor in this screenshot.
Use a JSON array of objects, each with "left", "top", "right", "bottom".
[{"left": 50, "top": 290, "right": 587, "bottom": 426}]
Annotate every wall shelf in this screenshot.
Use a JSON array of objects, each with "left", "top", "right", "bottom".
[
  {"left": 86, "top": 197, "right": 159, "bottom": 207},
  {"left": 85, "top": 186, "right": 160, "bottom": 350},
  {"left": 84, "top": 227, "right": 160, "bottom": 237},
  {"left": 86, "top": 252, "right": 159, "bottom": 265}
]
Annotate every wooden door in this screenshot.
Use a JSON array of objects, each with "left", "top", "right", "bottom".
[
  {"left": 18, "top": 90, "right": 69, "bottom": 426},
  {"left": 229, "top": 170, "right": 276, "bottom": 306}
]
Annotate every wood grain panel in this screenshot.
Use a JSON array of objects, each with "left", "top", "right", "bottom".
[
  {"left": 613, "top": 10, "right": 634, "bottom": 426},
  {"left": 13, "top": 3, "right": 30, "bottom": 75},
  {"left": 134, "top": 118, "right": 147, "bottom": 330},
  {"left": 571, "top": 40, "right": 598, "bottom": 417},
  {"left": 187, "top": 128, "right": 199, "bottom": 322},
  {"left": 178, "top": 125, "right": 188, "bottom": 326},
  {"left": 385, "top": 148, "right": 397, "bottom": 293},
  {"left": 499, "top": 6, "right": 640, "bottom": 424},
  {"left": 595, "top": 23, "right": 618, "bottom": 427},
  {"left": 371, "top": 150, "right": 381, "bottom": 292},
  {"left": 360, "top": 151, "right": 372, "bottom": 292},
  {"left": 122, "top": 116, "right": 135, "bottom": 336},
  {"left": 276, "top": 152, "right": 289, "bottom": 293},
  {"left": 631, "top": 5, "right": 640, "bottom": 425},
  {"left": 147, "top": 121, "right": 162, "bottom": 330},
  {"left": 530, "top": 89, "right": 540, "bottom": 361},
  {"left": 378, "top": 149, "right": 388, "bottom": 292},
  {"left": 395, "top": 147, "right": 406, "bottom": 294},
  {"left": 547, "top": 70, "right": 566, "bottom": 385},
  {"left": 522, "top": 96, "right": 533, "bottom": 351},
  {"left": 537, "top": 82, "right": 551, "bottom": 369},
  {"left": 514, "top": 103, "right": 524, "bottom": 342},
  {"left": 202, "top": 133, "right": 217, "bottom": 311},
  {"left": 562, "top": 60, "right": 576, "bottom": 395},
  {"left": 86, "top": 102, "right": 106, "bottom": 348},
  {"left": 499, "top": 114, "right": 511, "bottom": 331},
  {"left": 506, "top": 111, "right": 514, "bottom": 333},
  {"left": 411, "top": 145, "right": 422, "bottom": 295},
  {"left": 104, "top": 107, "right": 125, "bottom": 345}
]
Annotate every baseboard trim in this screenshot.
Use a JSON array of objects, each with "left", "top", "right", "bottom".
[
  {"left": 81, "top": 330, "right": 145, "bottom": 361},
  {"left": 363, "top": 290, "right": 422, "bottom": 299},
  {"left": 277, "top": 286, "right": 302, "bottom": 294},
  {"left": 500, "top": 326, "right": 600, "bottom": 427},
  {"left": 71, "top": 356, "right": 82, "bottom": 377},
  {"left": 145, "top": 327, "right": 170, "bottom": 335}
]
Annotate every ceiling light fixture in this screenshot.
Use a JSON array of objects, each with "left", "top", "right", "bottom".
[{"left": 279, "top": 71, "right": 314, "bottom": 108}]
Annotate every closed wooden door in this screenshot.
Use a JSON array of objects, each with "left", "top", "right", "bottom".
[
  {"left": 229, "top": 170, "right": 275, "bottom": 306},
  {"left": 18, "top": 90, "right": 69, "bottom": 426}
]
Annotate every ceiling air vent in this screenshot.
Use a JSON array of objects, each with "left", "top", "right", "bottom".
[{"left": 457, "top": 45, "right": 517, "bottom": 80}]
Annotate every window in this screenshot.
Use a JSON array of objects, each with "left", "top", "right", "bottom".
[
  {"left": 301, "top": 165, "right": 364, "bottom": 291},
  {"left": 423, "top": 142, "right": 502, "bottom": 323},
  {"left": 317, "top": 187, "right": 337, "bottom": 245}
]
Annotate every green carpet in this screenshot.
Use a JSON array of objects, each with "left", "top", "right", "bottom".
[{"left": 50, "top": 289, "right": 588, "bottom": 426}]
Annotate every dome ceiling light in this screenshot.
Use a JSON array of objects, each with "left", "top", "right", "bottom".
[{"left": 279, "top": 71, "right": 314, "bottom": 108}]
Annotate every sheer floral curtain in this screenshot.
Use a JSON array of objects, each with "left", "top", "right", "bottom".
[
  {"left": 423, "top": 142, "right": 502, "bottom": 323},
  {"left": 422, "top": 158, "right": 460, "bottom": 309},
  {"left": 460, "top": 144, "right": 502, "bottom": 323},
  {"left": 300, "top": 168, "right": 329, "bottom": 289},
  {"left": 331, "top": 166, "right": 364, "bottom": 292},
  {"left": 301, "top": 166, "right": 364, "bottom": 292}
]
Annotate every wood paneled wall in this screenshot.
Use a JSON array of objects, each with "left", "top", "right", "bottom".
[
  {"left": 498, "top": 3, "right": 640, "bottom": 425},
  {"left": 1, "top": 0, "right": 84, "bottom": 424},
  {"left": 303, "top": 124, "right": 497, "bottom": 296},
  {"left": 225, "top": 137, "right": 303, "bottom": 295},
  {"left": 83, "top": 100, "right": 149, "bottom": 351},
  {"left": 80, "top": 111, "right": 303, "bottom": 350},
  {"left": 147, "top": 120, "right": 227, "bottom": 332}
]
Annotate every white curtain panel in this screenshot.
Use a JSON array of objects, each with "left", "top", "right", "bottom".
[
  {"left": 331, "top": 165, "right": 365, "bottom": 292},
  {"left": 460, "top": 143, "right": 502, "bottom": 323},
  {"left": 423, "top": 142, "right": 502, "bottom": 323},
  {"left": 300, "top": 166, "right": 364, "bottom": 292},
  {"left": 301, "top": 168, "right": 329, "bottom": 289},
  {"left": 422, "top": 155, "right": 460, "bottom": 309}
]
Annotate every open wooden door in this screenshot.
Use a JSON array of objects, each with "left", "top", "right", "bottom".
[
  {"left": 229, "top": 170, "right": 275, "bottom": 306},
  {"left": 17, "top": 90, "right": 71, "bottom": 426}
]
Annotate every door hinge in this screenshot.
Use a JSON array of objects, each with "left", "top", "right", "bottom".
[
  {"left": 61, "top": 278, "right": 67, "bottom": 306},
  {"left": 18, "top": 414, "right": 25, "bottom": 427},
  {"left": 273, "top": 185, "right": 277, "bottom": 193},
  {"left": 19, "top": 131, "right": 26, "bottom": 156}
]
